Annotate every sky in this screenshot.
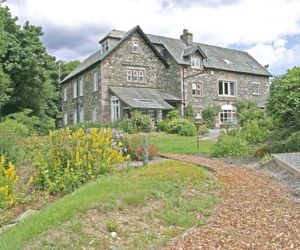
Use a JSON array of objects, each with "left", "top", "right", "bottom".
[{"left": 4, "top": 0, "right": 300, "bottom": 76}]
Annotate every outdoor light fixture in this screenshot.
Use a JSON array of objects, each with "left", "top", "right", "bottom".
[{"left": 194, "top": 113, "right": 202, "bottom": 150}]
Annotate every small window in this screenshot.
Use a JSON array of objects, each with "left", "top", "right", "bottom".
[
  {"left": 79, "top": 109, "right": 84, "bottom": 123},
  {"left": 73, "top": 81, "right": 77, "bottom": 98},
  {"left": 253, "top": 82, "right": 260, "bottom": 95},
  {"left": 132, "top": 39, "right": 139, "bottom": 53},
  {"left": 101, "top": 40, "right": 109, "bottom": 54},
  {"left": 138, "top": 70, "right": 144, "bottom": 82},
  {"left": 64, "top": 112, "right": 68, "bottom": 126},
  {"left": 219, "top": 80, "right": 236, "bottom": 97},
  {"left": 73, "top": 110, "right": 77, "bottom": 125},
  {"left": 133, "top": 70, "right": 138, "bottom": 82},
  {"left": 79, "top": 78, "right": 84, "bottom": 97},
  {"left": 63, "top": 86, "right": 67, "bottom": 102},
  {"left": 192, "top": 83, "right": 202, "bottom": 97},
  {"left": 92, "top": 107, "right": 97, "bottom": 121},
  {"left": 93, "top": 71, "right": 98, "bottom": 92},
  {"left": 127, "top": 70, "right": 132, "bottom": 82},
  {"left": 191, "top": 56, "right": 201, "bottom": 69}
]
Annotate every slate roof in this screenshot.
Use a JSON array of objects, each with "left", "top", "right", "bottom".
[
  {"left": 109, "top": 86, "right": 179, "bottom": 110},
  {"left": 62, "top": 26, "right": 272, "bottom": 83}
]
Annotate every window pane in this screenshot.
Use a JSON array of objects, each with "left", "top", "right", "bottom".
[
  {"left": 127, "top": 70, "right": 132, "bottom": 82},
  {"left": 93, "top": 72, "right": 98, "bottom": 91},
  {"left": 133, "top": 70, "right": 138, "bottom": 82},
  {"left": 73, "top": 82, "right": 77, "bottom": 98},
  {"left": 224, "top": 82, "right": 229, "bottom": 95},
  {"left": 139, "top": 70, "right": 144, "bottom": 82},
  {"left": 230, "top": 82, "right": 235, "bottom": 96},
  {"left": 219, "top": 81, "right": 223, "bottom": 95}
]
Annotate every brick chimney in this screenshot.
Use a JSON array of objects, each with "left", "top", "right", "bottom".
[{"left": 180, "top": 29, "right": 193, "bottom": 45}]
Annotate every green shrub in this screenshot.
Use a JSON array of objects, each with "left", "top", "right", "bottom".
[
  {"left": 0, "top": 155, "right": 19, "bottom": 208},
  {"left": 167, "top": 109, "right": 180, "bottom": 120},
  {"left": 198, "top": 125, "right": 210, "bottom": 136},
  {"left": 33, "top": 128, "right": 125, "bottom": 194},
  {"left": 6, "top": 109, "right": 54, "bottom": 135},
  {"left": 69, "top": 121, "right": 104, "bottom": 131},
  {"left": 178, "top": 124, "right": 195, "bottom": 136},
  {"left": 270, "top": 131, "right": 300, "bottom": 153},
  {"left": 118, "top": 119, "right": 135, "bottom": 134},
  {"left": 157, "top": 120, "right": 168, "bottom": 132},
  {"left": 184, "top": 104, "right": 194, "bottom": 120},
  {"left": 0, "top": 119, "right": 29, "bottom": 164},
  {"left": 213, "top": 134, "right": 250, "bottom": 157},
  {"left": 130, "top": 111, "right": 151, "bottom": 132},
  {"left": 202, "top": 106, "right": 220, "bottom": 128},
  {"left": 241, "top": 120, "right": 269, "bottom": 144},
  {"left": 166, "top": 118, "right": 195, "bottom": 136}
]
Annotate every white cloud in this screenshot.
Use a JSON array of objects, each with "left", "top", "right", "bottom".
[
  {"left": 247, "top": 41, "right": 300, "bottom": 75},
  {"left": 5, "top": 0, "right": 300, "bottom": 74}
]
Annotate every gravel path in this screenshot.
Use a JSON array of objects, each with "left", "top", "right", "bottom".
[{"left": 161, "top": 154, "right": 300, "bottom": 250}]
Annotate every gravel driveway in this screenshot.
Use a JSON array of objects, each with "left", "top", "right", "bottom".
[{"left": 161, "top": 154, "right": 300, "bottom": 250}]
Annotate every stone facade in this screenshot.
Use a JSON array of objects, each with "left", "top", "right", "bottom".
[{"left": 61, "top": 27, "right": 271, "bottom": 127}]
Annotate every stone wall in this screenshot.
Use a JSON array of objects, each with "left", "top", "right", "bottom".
[
  {"left": 61, "top": 64, "right": 101, "bottom": 125},
  {"left": 184, "top": 67, "right": 270, "bottom": 113},
  {"left": 100, "top": 31, "right": 171, "bottom": 123}
]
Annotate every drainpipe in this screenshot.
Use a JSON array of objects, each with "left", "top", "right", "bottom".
[{"left": 181, "top": 66, "right": 185, "bottom": 117}]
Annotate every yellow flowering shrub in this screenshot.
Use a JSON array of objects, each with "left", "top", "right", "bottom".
[
  {"left": 0, "top": 156, "right": 19, "bottom": 208},
  {"left": 34, "top": 128, "right": 125, "bottom": 194}
]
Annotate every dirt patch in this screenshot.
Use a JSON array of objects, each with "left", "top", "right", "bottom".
[{"left": 162, "top": 154, "right": 300, "bottom": 250}]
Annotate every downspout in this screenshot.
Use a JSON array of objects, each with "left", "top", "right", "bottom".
[
  {"left": 181, "top": 66, "right": 185, "bottom": 117},
  {"left": 77, "top": 78, "right": 79, "bottom": 123}
]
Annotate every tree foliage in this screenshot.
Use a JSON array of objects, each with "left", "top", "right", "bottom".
[
  {"left": 0, "top": 6, "right": 59, "bottom": 119},
  {"left": 267, "top": 67, "right": 300, "bottom": 132},
  {"left": 60, "top": 60, "right": 80, "bottom": 81},
  {"left": 267, "top": 67, "right": 300, "bottom": 152}
]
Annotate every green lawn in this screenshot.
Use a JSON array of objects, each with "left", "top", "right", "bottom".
[
  {"left": 148, "top": 132, "right": 215, "bottom": 155},
  {"left": 0, "top": 160, "right": 219, "bottom": 250}
]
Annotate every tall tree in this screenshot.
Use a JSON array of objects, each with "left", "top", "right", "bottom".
[
  {"left": 267, "top": 66, "right": 300, "bottom": 133},
  {"left": 0, "top": 6, "right": 59, "bottom": 118}
]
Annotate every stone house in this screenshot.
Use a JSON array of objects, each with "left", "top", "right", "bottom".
[{"left": 61, "top": 25, "right": 271, "bottom": 127}]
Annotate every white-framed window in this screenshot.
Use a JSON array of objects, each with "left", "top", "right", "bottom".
[
  {"left": 79, "top": 109, "right": 84, "bottom": 123},
  {"left": 138, "top": 70, "right": 144, "bottom": 82},
  {"left": 64, "top": 112, "right": 68, "bottom": 126},
  {"left": 191, "top": 56, "right": 201, "bottom": 69},
  {"left": 73, "top": 81, "right": 77, "bottom": 98},
  {"left": 93, "top": 71, "right": 98, "bottom": 92},
  {"left": 132, "top": 39, "right": 139, "bottom": 53},
  {"left": 92, "top": 107, "right": 97, "bottom": 121},
  {"left": 101, "top": 39, "right": 109, "bottom": 53},
  {"left": 73, "top": 110, "right": 77, "bottom": 125},
  {"left": 192, "top": 83, "right": 202, "bottom": 97},
  {"left": 127, "top": 69, "right": 145, "bottom": 83},
  {"left": 218, "top": 80, "right": 236, "bottom": 97},
  {"left": 253, "top": 82, "right": 260, "bottom": 95},
  {"left": 79, "top": 77, "right": 84, "bottom": 97},
  {"left": 133, "top": 70, "right": 138, "bottom": 82},
  {"left": 63, "top": 86, "right": 67, "bottom": 102},
  {"left": 219, "top": 105, "right": 237, "bottom": 125},
  {"left": 111, "top": 96, "right": 120, "bottom": 122},
  {"left": 127, "top": 70, "right": 132, "bottom": 82}
]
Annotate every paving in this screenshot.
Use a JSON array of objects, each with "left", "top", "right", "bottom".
[{"left": 273, "top": 152, "right": 300, "bottom": 178}]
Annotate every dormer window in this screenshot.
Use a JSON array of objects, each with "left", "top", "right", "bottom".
[
  {"left": 101, "top": 40, "right": 109, "bottom": 54},
  {"left": 132, "top": 39, "right": 139, "bottom": 53},
  {"left": 191, "top": 56, "right": 201, "bottom": 69}
]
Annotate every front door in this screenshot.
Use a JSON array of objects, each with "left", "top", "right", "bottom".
[{"left": 111, "top": 96, "right": 120, "bottom": 122}]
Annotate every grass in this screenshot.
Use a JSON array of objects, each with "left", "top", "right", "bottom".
[
  {"left": 0, "top": 160, "right": 219, "bottom": 249},
  {"left": 148, "top": 132, "right": 215, "bottom": 155}
]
